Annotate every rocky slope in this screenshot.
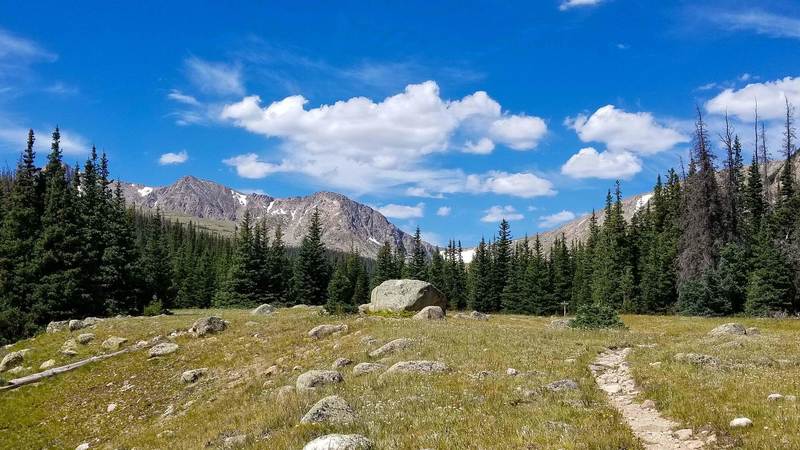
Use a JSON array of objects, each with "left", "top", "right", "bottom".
[{"left": 120, "top": 176, "right": 432, "bottom": 258}]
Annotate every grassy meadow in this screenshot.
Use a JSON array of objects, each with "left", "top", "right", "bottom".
[{"left": 1, "top": 310, "right": 798, "bottom": 449}]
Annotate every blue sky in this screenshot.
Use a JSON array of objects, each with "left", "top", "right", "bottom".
[{"left": 1, "top": 0, "right": 799, "bottom": 247}]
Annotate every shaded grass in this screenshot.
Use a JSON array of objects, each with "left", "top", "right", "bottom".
[{"left": 0, "top": 312, "right": 797, "bottom": 449}]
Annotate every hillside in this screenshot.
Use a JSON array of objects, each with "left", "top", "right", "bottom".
[
  {"left": 1, "top": 309, "right": 798, "bottom": 448},
  {"left": 119, "top": 176, "right": 435, "bottom": 258}
]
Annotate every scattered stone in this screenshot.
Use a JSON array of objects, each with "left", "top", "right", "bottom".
[
  {"left": 368, "top": 338, "right": 413, "bottom": 358},
  {"left": 382, "top": 360, "right": 448, "bottom": 376},
  {"left": 7, "top": 366, "right": 27, "bottom": 375},
  {"left": 0, "top": 350, "right": 27, "bottom": 372},
  {"left": 649, "top": 362, "right": 662, "bottom": 367},
  {"left": 293, "top": 365, "right": 303, "bottom": 372},
  {"left": 564, "top": 358, "right": 576, "bottom": 364},
  {"left": 308, "top": 324, "right": 348, "bottom": 340},
  {"left": 40, "top": 359, "right": 56, "bottom": 370},
  {"left": 674, "top": 353, "right": 720, "bottom": 367},
  {"left": 729, "top": 417, "right": 753, "bottom": 428},
  {"left": 46, "top": 320, "right": 70, "bottom": 333},
  {"left": 77, "top": 333, "right": 95, "bottom": 345},
  {"left": 273, "top": 385, "right": 295, "bottom": 402},
  {"left": 251, "top": 304, "right": 275, "bottom": 315},
  {"left": 332, "top": 358, "right": 352, "bottom": 369},
  {"left": 149, "top": 343, "right": 179, "bottom": 357},
  {"left": 161, "top": 404, "right": 175, "bottom": 418},
  {"left": 107, "top": 403, "right": 117, "bottom": 413},
  {"left": 469, "top": 311, "right": 489, "bottom": 320},
  {"left": 506, "top": 368, "right": 519, "bottom": 376},
  {"left": 300, "top": 395, "right": 356, "bottom": 424},
  {"left": 360, "top": 336, "right": 377, "bottom": 346},
  {"left": 673, "top": 429, "right": 693, "bottom": 441},
  {"left": 189, "top": 316, "right": 227, "bottom": 337},
  {"left": 548, "top": 318, "right": 571, "bottom": 329},
  {"left": 413, "top": 305, "right": 445, "bottom": 320},
  {"left": 708, "top": 323, "right": 747, "bottom": 337},
  {"left": 544, "top": 379, "right": 579, "bottom": 392},
  {"left": 357, "top": 304, "right": 370, "bottom": 315},
  {"left": 263, "top": 365, "right": 281, "bottom": 376},
  {"left": 544, "top": 421, "right": 574, "bottom": 432},
  {"left": 296, "top": 370, "right": 344, "bottom": 391},
  {"left": 181, "top": 368, "right": 208, "bottom": 383},
  {"left": 470, "top": 370, "right": 494, "bottom": 380},
  {"left": 101, "top": 337, "right": 128, "bottom": 351},
  {"left": 75, "top": 443, "right": 90, "bottom": 450},
  {"left": 787, "top": 395, "right": 797, "bottom": 402},
  {"left": 303, "top": 434, "right": 374, "bottom": 450},
  {"left": 82, "top": 317, "right": 103, "bottom": 326},
  {"left": 352, "top": 362, "right": 384, "bottom": 376},
  {"left": 767, "top": 393, "right": 784, "bottom": 401},
  {"left": 368, "top": 279, "right": 447, "bottom": 312},
  {"left": 223, "top": 434, "right": 247, "bottom": 448},
  {"left": 61, "top": 339, "right": 79, "bottom": 356},
  {"left": 68, "top": 319, "right": 87, "bottom": 331},
  {"left": 157, "top": 430, "right": 175, "bottom": 439}
]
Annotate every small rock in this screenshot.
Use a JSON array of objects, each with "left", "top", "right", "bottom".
[
  {"left": 382, "top": 360, "right": 448, "bottom": 376},
  {"left": 61, "top": 339, "right": 78, "bottom": 356},
  {"left": 413, "top": 306, "right": 445, "bottom": 320},
  {"left": 7, "top": 366, "right": 26, "bottom": 375},
  {"left": 181, "top": 368, "right": 208, "bottom": 383},
  {"left": 544, "top": 379, "right": 579, "bottom": 392},
  {"left": 0, "top": 350, "right": 27, "bottom": 372},
  {"left": 708, "top": 323, "right": 746, "bottom": 337},
  {"left": 264, "top": 365, "right": 280, "bottom": 376},
  {"left": 46, "top": 320, "right": 70, "bottom": 333},
  {"left": 360, "top": 335, "right": 377, "bottom": 346},
  {"left": 787, "top": 395, "right": 797, "bottom": 402},
  {"left": 75, "top": 443, "right": 90, "bottom": 450},
  {"left": 332, "top": 358, "right": 352, "bottom": 369},
  {"left": 308, "top": 324, "right": 348, "bottom": 339},
  {"left": 548, "top": 318, "right": 571, "bottom": 329},
  {"left": 40, "top": 359, "right": 56, "bottom": 370},
  {"left": 649, "top": 362, "right": 662, "bottom": 367},
  {"left": 296, "top": 370, "right": 344, "bottom": 391},
  {"left": 273, "top": 385, "right": 295, "bottom": 402},
  {"left": 303, "top": 434, "right": 374, "bottom": 450},
  {"left": 357, "top": 304, "right": 370, "bottom": 315},
  {"left": 746, "top": 327, "right": 760, "bottom": 336},
  {"left": 107, "top": 403, "right": 117, "bottom": 413},
  {"left": 729, "top": 417, "right": 752, "bottom": 428},
  {"left": 101, "top": 337, "right": 128, "bottom": 351},
  {"left": 68, "top": 319, "right": 86, "bottom": 331},
  {"left": 368, "top": 338, "right": 413, "bottom": 358},
  {"left": 674, "top": 353, "right": 720, "bottom": 367},
  {"left": 161, "top": 404, "right": 175, "bottom": 418},
  {"left": 469, "top": 310, "right": 489, "bottom": 320},
  {"left": 506, "top": 368, "right": 519, "bottom": 376},
  {"left": 82, "top": 317, "right": 103, "bottom": 326},
  {"left": 767, "top": 393, "right": 784, "bottom": 401},
  {"left": 352, "top": 362, "right": 384, "bottom": 376},
  {"left": 642, "top": 399, "right": 656, "bottom": 410},
  {"left": 77, "top": 333, "right": 95, "bottom": 345},
  {"left": 251, "top": 304, "right": 275, "bottom": 315},
  {"left": 149, "top": 342, "right": 179, "bottom": 357},
  {"left": 157, "top": 430, "right": 175, "bottom": 439},
  {"left": 674, "top": 429, "right": 693, "bottom": 441},
  {"left": 223, "top": 434, "right": 247, "bottom": 448},
  {"left": 293, "top": 365, "right": 303, "bottom": 372},
  {"left": 300, "top": 395, "right": 356, "bottom": 424},
  {"left": 189, "top": 316, "right": 227, "bottom": 337}
]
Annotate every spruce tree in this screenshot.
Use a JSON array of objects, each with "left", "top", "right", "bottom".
[
  {"left": 292, "top": 208, "right": 330, "bottom": 305},
  {"left": 265, "top": 225, "right": 291, "bottom": 304},
  {"left": 139, "top": 210, "right": 174, "bottom": 310},
  {"left": 372, "top": 240, "right": 396, "bottom": 288},
  {"left": 468, "top": 238, "right": 493, "bottom": 312},
  {"left": 215, "top": 210, "right": 260, "bottom": 307},
  {"left": 100, "top": 182, "right": 142, "bottom": 314},
  {"left": 407, "top": 226, "right": 427, "bottom": 279},
  {"left": 326, "top": 254, "right": 357, "bottom": 314},
  {"left": 745, "top": 229, "right": 794, "bottom": 316},
  {"left": 525, "top": 234, "right": 549, "bottom": 314},
  {"left": 491, "top": 219, "right": 512, "bottom": 311}
]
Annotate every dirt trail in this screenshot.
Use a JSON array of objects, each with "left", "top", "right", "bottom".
[{"left": 590, "top": 347, "right": 715, "bottom": 450}]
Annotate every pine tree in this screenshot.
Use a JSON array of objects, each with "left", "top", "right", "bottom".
[
  {"left": 292, "top": 208, "right": 330, "bottom": 305},
  {"left": 139, "top": 209, "right": 174, "bottom": 310},
  {"left": 745, "top": 229, "right": 794, "bottom": 316},
  {"left": 215, "top": 210, "right": 260, "bottom": 307},
  {"left": 427, "top": 246, "right": 446, "bottom": 289},
  {"left": 372, "top": 240, "right": 396, "bottom": 288},
  {"left": 100, "top": 182, "right": 142, "bottom": 314},
  {"left": 525, "top": 234, "right": 550, "bottom": 314},
  {"left": 501, "top": 239, "right": 529, "bottom": 313},
  {"left": 491, "top": 219, "right": 512, "bottom": 311},
  {"left": 743, "top": 152, "right": 765, "bottom": 234},
  {"left": 407, "top": 226, "right": 427, "bottom": 280},
  {"left": 326, "top": 254, "right": 357, "bottom": 314},
  {"left": 265, "top": 225, "right": 291, "bottom": 304},
  {"left": 468, "top": 238, "right": 493, "bottom": 312}
]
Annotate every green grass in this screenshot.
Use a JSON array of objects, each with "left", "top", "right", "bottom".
[{"left": 0, "top": 312, "right": 798, "bottom": 449}]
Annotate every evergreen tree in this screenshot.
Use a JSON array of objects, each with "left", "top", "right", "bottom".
[
  {"left": 292, "top": 208, "right": 330, "bottom": 305},
  {"left": 139, "top": 209, "right": 174, "bottom": 310},
  {"left": 468, "top": 238, "right": 493, "bottom": 312},
  {"left": 215, "top": 210, "right": 260, "bottom": 307},
  {"left": 265, "top": 225, "right": 291, "bottom": 304},
  {"left": 745, "top": 229, "right": 794, "bottom": 316},
  {"left": 407, "top": 226, "right": 427, "bottom": 280},
  {"left": 372, "top": 240, "right": 396, "bottom": 288},
  {"left": 491, "top": 219, "right": 512, "bottom": 311},
  {"left": 100, "top": 182, "right": 142, "bottom": 314},
  {"left": 525, "top": 234, "right": 550, "bottom": 314},
  {"left": 326, "top": 254, "right": 357, "bottom": 314}
]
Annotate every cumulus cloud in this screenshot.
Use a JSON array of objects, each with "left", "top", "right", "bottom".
[
  {"left": 220, "top": 81, "right": 552, "bottom": 196},
  {"left": 538, "top": 210, "right": 577, "bottom": 228},
  {"left": 565, "top": 105, "right": 688, "bottom": 154},
  {"left": 561, "top": 147, "right": 642, "bottom": 179},
  {"left": 377, "top": 202, "right": 424, "bottom": 219},
  {"left": 222, "top": 153, "right": 281, "bottom": 178},
  {"left": 185, "top": 56, "right": 244, "bottom": 96},
  {"left": 465, "top": 171, "right": 556, "bottom": 198},
  {"left": 158, "top": 150, "right": 189, "bottom": 165},
  {"left": 436, "top": 206, "right": 452, "bottom": 216},
  {"left": 463, "top": 137, "right": 495, "bottom": 154},
  {"left": 481, "top": 205, "right": 524, "bottom": 223},
  {"left": 559, "top": 0, "right": 603, "bottom": 11},
  {"left": 705, "top": 76, "right": 800, "bottom": 121}
]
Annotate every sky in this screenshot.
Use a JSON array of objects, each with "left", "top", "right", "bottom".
[{"left": 1, "top": 0, "right": 799, "bottom": 247}]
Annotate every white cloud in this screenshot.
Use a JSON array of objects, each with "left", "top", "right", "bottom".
[
  {"left": 711, "top": 9, "right": 800, "bottom": 40},
  {"left": 167, "top": 89, "right": 200, "bottom": 106},
  {"left": 466, "top": 171, "right": 556, "bottom": 198},
  {"left": 705, "top": 76, "right": 800, "bottom": 121},
  {"left": 405, "top": 186, "right": 444, "bottom": 198},
  {"left": 0, "top": 28, "right": 57, "bottom": 62},
  {"left": 377, "top": 202, "right": 425, "bottom": 219},
  {"left": 0, "top": 125, "right": 88, "bottom": 156},
  {"left": 566, "top": 105, "right": 688, "bottom": 154},
  {"left": 158, "top": 150, "right": 189, "bottom": 165},
  {"left": 489, "top": 115, "right": 547, "bottom": 150},
  {"left": 185, "top": 56, "right": 244, "bottom": 96},
  {"left": 463, "top": 137, "right": 495, "bottom": 154},
  {"left": 436, "top": 206, "right": 452, "bottom": 217},
  {"left": 220, "top": 81, "right": 551, "bottom": 196},
  {"left": 223, "top": 153, "right": 281, "bottom": 178},
  {"left": 481, "top": 205, "right": 524, "bottom": 223},
  {"left": 561, "top": 147, "right": 642, "bottom": 179},
  {"left": 559, "top": 0, "right": 603, "bottom": 11},
  {"left": 538, "top": 210, "right": 577, "bottom": 228}
]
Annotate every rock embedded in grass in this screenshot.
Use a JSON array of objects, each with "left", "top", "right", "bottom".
[
  {"left": 708, "top": 323, "right": 747, "bottom": 337},
  {"left": 46, "top": 320, "right": 70, "bottom": 333},
  {"left": 729, "top": 417, "right": 753, "bottom": 428},
  {"left": 368, "top": 338, "right": 413, "bottom": 358},
  {"left": 0, "top": 349, "right": 28, "bottom": 372},
  {"left": 300, "top": 395, "right": 356, "bottom": 424},
  {"left": 75, "top": 443, "right": 90, "bottom": 450},
  {"left": 222, "top": 434, "right": 247, "bottom": 447},
  {"left": 382, "top": 360, "right": 448, "bottom": 376},
  {"left": 77, "top": 333, "right": 95, "bottom": 345},
  {"left": 544, "top": 379, "right": 579, "bottom": 392},
  {"left": 413, "top": 306, "right": 445, "bottom": 321},
  {"left": 149, "top": 343, "right": 179, "bottom": 357},
  {"left": 767, "top": 393, "right": 784, "bottom": 401},
  {"left": 296, "top": 370, "right": 344, "bottom": 391},
  {"left": 251, "top": 304, "right": 275, "bottom": 315},
  {"left": 273, "top": 385, "right": 295, "bottom": 402},
  {"left": 107, "top": 403, "right": 117, "bottom": 413},
  {"left": 673, "top": 352, "right": 720, "bottom": 367},
  {"left": 352, "top": 362, "right": 384, "bottom": 376},
  {"left": 506, "top": 368, "right": 519, "bottom": 376},
  {"left": 189, "top": 316, "right": 227, "bottom": 337},
  {"left": 181, "top": 368, "right": 208, "bottom": 383},
  {"left": 368, "top": 279, "right": 447, "bottom": 313},
  {"left": 68, "top": 319, "right": 87, "bottom": 331},
  {"left": 548, "top": 318, "right": 571, "bottom": 329},
  {"left": 61, "top": 339, "right": 79, "bottom": 356},
  {"left": 332, "top": 358, "right": 352, "bottom": 369},
  {"left": 40, "top": 359, "right": 56, "bottom": 370},
  {"left": 101, "top": 337, "right": 128, "bottom": 351},
  {"left": 303, "top": 434, "right": 374, "bottom": 450},
  {"left": 308, "top": 324, "right": 348, "bottom": 340}
]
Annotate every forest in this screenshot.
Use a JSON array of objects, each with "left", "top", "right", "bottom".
[{"left": 1, "top": 101, "right": 798, "bottom": 345}]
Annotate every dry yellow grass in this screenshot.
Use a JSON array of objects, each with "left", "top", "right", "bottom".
[{"left": 0, "top": 311, "right": 798, "bottom": 449}]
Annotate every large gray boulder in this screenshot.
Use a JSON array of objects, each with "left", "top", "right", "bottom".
[
  {"left": 303, "top": 434, "right": 374, "bottom": 450},
  {"left": 300, "top": 395, "right": 356, "bottom": 424},
  {"left": 368, "top": 279, "right": 446, "bottom": 313},
  {"left": 0, "top": 349, "right": 28, "bottom": 372},
  {"left": 368, "top": 338, "right": 413, "bottom": 358},
  {"left": 296, "top": 370, "right": 344, "bottom": 391},
  {"left": 708, "top": 323, "right": 747, "bottom": 337},
  {"left": 189, "top": 316, "right": 227, "bottom": 337},
  {"left": 46, "top": 320, "right": 70, "bottom": 333},
  {"left": 251, "top": 304, "right": 275, "bottom": 315}
]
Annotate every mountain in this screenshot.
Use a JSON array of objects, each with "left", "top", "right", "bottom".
[{"left": 119, "top": 175, "right": 433, "bottom": 258}]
